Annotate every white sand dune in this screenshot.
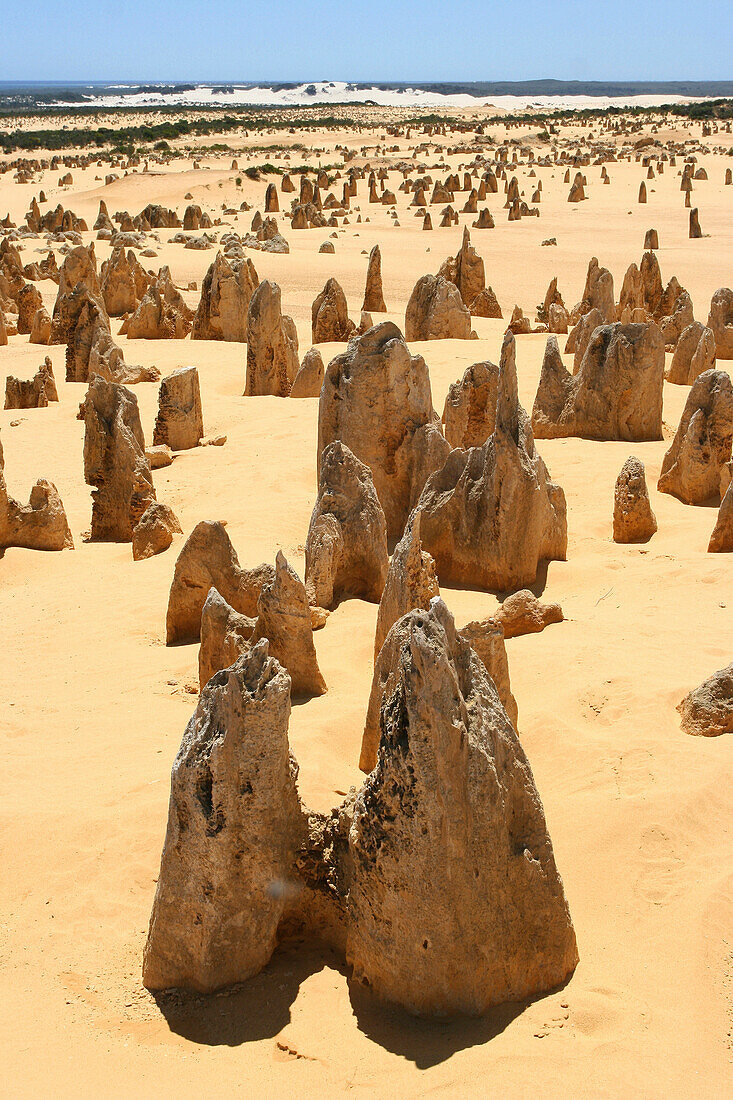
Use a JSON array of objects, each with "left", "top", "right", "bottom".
[{"left": 51, "top": 80, "right": 710, "bottom": 112}]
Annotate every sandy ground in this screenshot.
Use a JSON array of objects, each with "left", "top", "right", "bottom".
[{"left": 1, "top": 114, "right": 733, "bottom": 1097}]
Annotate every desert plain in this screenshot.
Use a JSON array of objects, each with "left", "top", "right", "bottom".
[{"left": 1, "top": 103, "right": 732, "bottom": 1096}]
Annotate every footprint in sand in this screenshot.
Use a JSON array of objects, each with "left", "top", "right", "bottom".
[{"left": 633, "top": 826, "right": 684, "bottom": 906}]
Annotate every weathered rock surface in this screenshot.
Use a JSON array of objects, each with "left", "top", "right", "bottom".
[
  {"left": 290, "top": 347, "right": 324, "bottom": 399},
  {"left": 575, "top": 257, "right": 615, "bottom": 324},
  {"left": 55, "top": 282, "right": 157, "bottom": 386},
  {"left": 0, "top": 432, "right": 73, "bottom": 555},
  {"left": 470, "top": 286, "right": 503, "bottom": 318},
  {"left": 252, "top": 551, "right": 326, "bottom": 697},
  {"left": 132, "top": 501, "right": 182, "bottom": 561},
  {"left": 198, "top": 587, "right": 256, "bottom": 689},
  {"left": 405, "top": 274, "right": 472, "bottom": 341},
  {"left": 100, "top": 246, "right": 151, "bottom": 316},
  {"left": 17, "top": 283, "right": 43, "bottom": 334},
  {"left": 305, "top": 441, "right": 388, "bottom": 609},
  {"left": 658, "top": 369, "right": 733, "bottom": 504},
  {"left": 142, "top": 641, "right": 305, "bottom": 993},
  {"left": 707, "top": 288, "right": 733, "bottom": 360},
  {"left": 416, "top": 333, "right": 567, "bottom": 591},
  {"left": 50, "top": 245, "right": 103, "bottom": 343},
  {"left": 659, "top": 290, "right": 694, "bottom": 348},
  {"left": 437, "top": 228, "right": 485, "bottom": 312},
  {"left": 123, "top": 266, "right": 193, "bottom": 340},
  {"left": 373, "top": 510, "right": 439, "bottom": 658},
  {"left": 613, "top": 456, "right": 658, "bottom": 542},
  {"left": 166, "top": 520, "right": 274, "bottom": 645},
  {"left": 457, "top": 615, "right": 518, "bottom": 729},
  {"left": 312, "top": 278, "right": 356, "bottom": 343},
  {"left": 5, "top": 357, "right": 57, "bottom": 410},
  {"left": 153, "top": 367, "right": 204, "bottom": 451},
  {"left": 678, "top": 664, "right": 733, "bottom": 736},
  {"left": 351, "top": 599, "right": 577, "bottom": 1015},
  {"left": 362, "top": 596, "right": 520, "bottom": 770},
  {"left": 82, "top": 376, "right": 156, "bottom": 541},
  {"left": 244, "top": 280, "right": 299, "bottom": 397},
  {"left": 569, "top": 308, "right": 604, "bottom": 372},
  {"left": 442, "top": 359, "right": 498, "bottom": 449},
  {"left": 192, "top": 251, "right": 259, "bottom": 342},
  {"left": 532, "top": 325, "right": 664, "bottom": 442},
  {"left": 29, "top": 306, "right": 52, "bottom": 345},
  {"left": 362, "top": 244, "right": 386, "bottom": 313},
  {"left": 666, "top": 322, "right": 716, "bottom": 386},
  {"left": 143, "top": 601, "right": 577, "bottom": 1017},
  {"left": 318, "top": 322, "right": 450, "bottom": 541},
  {"left": 495, "top": 590, "right": 564, "bottom": 637},
  {"left": 708, "top": 480, "right": 733, "bottom": 553}
]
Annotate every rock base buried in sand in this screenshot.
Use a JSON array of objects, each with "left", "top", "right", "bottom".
[
  {"left": 678, "top": 665, "right": 733, "bottom": 736},
  {"left": 495, "top": 590, "right": 564, "bottom": 638},
  {"left": 613, "top": 456, "right": 658, "bottom": 543},
  {"left": 132, "top": 502, "right": 182, "bottom": 561},
  {"left": 82, "top": 375, "right": 156, "bottom": 542},
  {"left": 1, "top": 432, "right": 74, "bottom": 555},
  {"left": 153, "top": 366, "right": 204, "bottom": 452},
  {"left": 532, "top": 325, "right": 664, "bottom": 442}
]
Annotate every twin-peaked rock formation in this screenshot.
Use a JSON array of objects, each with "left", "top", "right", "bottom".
[
  {"left": 0, "top": 431, "right": 73, "bottom": 556},
  {"left": 416, "top": 332, "right": 567, "bottom": 591},
  {"left": 143, "top": 600, "right": 577, "bottom": 1017},
  {"left": 532, "top": 325, "right": 664, "bottom": 442}
]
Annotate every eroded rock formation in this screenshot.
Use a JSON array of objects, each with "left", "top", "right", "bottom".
[
  {"left": 416, "top": 333, "right": 567, "bottom": 591},
  {"left": 252, "top": 551, "right": 326, "bottom": 697},
  {"left": 613, "top": 456, "right": 658, "bottom": 542},
  {"left": 305, "top": 441, "right": 388, "bottom": 609},
  {"left": 532, "top": 325, "right": 664, "bottom": 442},
  {"left": 166, "top": 520, "right": 274, "bottom": 644},
  {"left": 143, "top": 601, "right": 578, "bottom": 1016},
  {"left": 312, "top": 278, "right": 356, "bottom": 343},
  {"left": 373, "top": 510, "right": 439, "bottom": 658},
  {"left": 82, "top": 376, "right": 156, "bottom": 541},
  {"left": 0, "top": 431, "right": 73, "bottom": 556},
  {"left": 244, "top": 280, "right": 299, "bottom": 397},
  {"left": 658, "top": 369, "right": 733, "bottom": 504},
  {"left": 318, "top": 322, "right": 450, "bottom": 540},
  {"left": 362, "top": 245, "right": 386, "bottom": 313},
  {"left": 405, "top": 274, "right": 471, "bottom": 341},
  {"left": 442, "top": 359, "right": 498, "bottom": 449},
  {"left": 153, "top": 367, "right": 204, "bottom": 451},
  {"left": 678, "top": 664, "right": 733, "bottom": 736},
  {"left": 192, "top": 251, "right": 259, "bottom": 342}
]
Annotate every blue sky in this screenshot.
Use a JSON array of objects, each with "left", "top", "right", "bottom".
[{"left": 2, "top": 0, "right": 731, "bottom": 82}]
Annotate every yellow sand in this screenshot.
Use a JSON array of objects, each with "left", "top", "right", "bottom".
[{"left": 1, "top": 113, "right": 732, "bottom": 1097}]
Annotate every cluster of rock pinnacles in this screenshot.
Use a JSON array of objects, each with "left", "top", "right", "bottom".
[{"left": 4, "top": 204, "right": 733, "bottom": 1010}]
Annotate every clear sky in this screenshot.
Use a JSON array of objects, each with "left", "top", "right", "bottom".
[{"left": 2, "top": 0, "right": 731, "bottom": 83}]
